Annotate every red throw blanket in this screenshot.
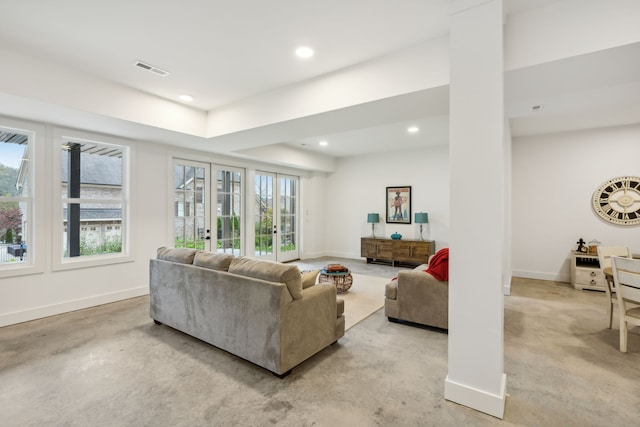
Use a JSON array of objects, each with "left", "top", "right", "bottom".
[{"left": 425, "top": 248, "right": 449, "bottom": 281}]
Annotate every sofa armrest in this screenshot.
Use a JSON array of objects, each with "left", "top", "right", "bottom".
[{"left": 280, "top": 284, "right": 343, "bottom": 373}]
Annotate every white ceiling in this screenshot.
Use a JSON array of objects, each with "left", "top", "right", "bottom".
[
  {"left": 1, "top": 0, "right": 639, "bottom": 160},
  {"left": 0, "top": 0, "right": 452, "bottom": 111}
]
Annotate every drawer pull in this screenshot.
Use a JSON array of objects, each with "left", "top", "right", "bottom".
[
  {"left": 590, "top": 271, "right": 596, "bottom": 277},
  {"left": 591, "top": 279, "right": 597, "bottom": 285}
]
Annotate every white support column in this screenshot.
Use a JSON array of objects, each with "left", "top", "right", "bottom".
[{"left": 445, "top": 0, "right": 506, "bottom": 419}]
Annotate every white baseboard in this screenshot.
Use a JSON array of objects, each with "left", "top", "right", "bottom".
[
  {"left": 323, "top": 251, "right": 361, "bottom": 261},
  {"left": 503, "top": 273, "right": 512, "bottom": 296},
  {"left": 511, "top": 269, "right": 568, "bottom": 283},
  {"left": 444, "top": 373, "right": 507, "bottom": 419},
  {"left": 0, "top": 286, "right": 149, "bottom": 327},
  {"left": 299, "top": 250, "right": 329, "bottom": 260}
]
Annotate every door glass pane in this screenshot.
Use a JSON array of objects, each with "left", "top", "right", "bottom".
[
  {"left": 279, "top": 177, "right": 296, "bottom": 253},
  {"left": 255, "top": 174, "right": 273, "bottom": 257},
  {"left": 173, "top": 163, "right": 206, "bottom": 250},
  {"left": 216, "top": 168, "right": 242, "bottom": 255}
]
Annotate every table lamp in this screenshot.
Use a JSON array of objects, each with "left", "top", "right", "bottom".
[
  {"left": 415, "top": 212, "right": 429, "bottom": 241},
  {"left": 367, "top": 213, "right": 379, "bottom": 238}
]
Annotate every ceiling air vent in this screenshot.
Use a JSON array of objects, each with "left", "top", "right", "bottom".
[{"left": 133, "top": 60, "right": 170, "bottom": 77}]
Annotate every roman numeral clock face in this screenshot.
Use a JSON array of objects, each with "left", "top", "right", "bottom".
[{"left": 592, "top": 176, "right": 640, "bottom": 226}]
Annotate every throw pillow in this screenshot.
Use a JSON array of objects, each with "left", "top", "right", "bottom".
[
  {"left": 193, "top": 251, "right": 234, "bottom": 271},
  {"left": 228, "top": 257, "right": 303, "bottom": 299},
  {"left": 301, "top": 269, "right": 320, "bottom": 289},
  {"left": 157, "top": 246, "right": 199, "bottom": 264}
]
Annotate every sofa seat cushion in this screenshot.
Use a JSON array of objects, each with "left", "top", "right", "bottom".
[
  {"left": 229, "top": 257, "right": 303, "bottom": 299},
  {"left": 193, "top": 251, "right": 234, "bottom": 271},
  {"left": 157, "top": 246, "right": 199, "bottom": 264}
]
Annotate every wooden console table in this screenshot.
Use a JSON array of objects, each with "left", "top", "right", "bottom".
[{"left": 361, "top": 237, "right": 435, "bottom": 266}]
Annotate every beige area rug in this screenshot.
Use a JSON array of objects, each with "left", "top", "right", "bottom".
[{"left": 337, "top": 273, "right": 391, "bottom": 330}]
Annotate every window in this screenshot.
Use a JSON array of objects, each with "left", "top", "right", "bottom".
[
  {"left": 0, "top": 126, "right": 33, "bottom": 270},
  {"left": 57, "top": 135, "right": 129, "bottom": 265}
]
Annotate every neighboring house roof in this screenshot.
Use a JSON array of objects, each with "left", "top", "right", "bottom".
[
  {"left": 13, "top": 142, "right": 123, "bottom": 190},
  {"left": 60, "top": 151, "right": 122, "bottom": 186}
]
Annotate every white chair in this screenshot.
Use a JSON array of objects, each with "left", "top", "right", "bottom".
[
  {"left": 610, "top": 256, "right": 640, "bottom": 352},
  {"left": 597, "top": 246, "right": 632, "bottom": 328}
]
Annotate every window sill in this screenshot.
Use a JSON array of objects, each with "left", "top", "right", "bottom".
[
  {"left": 52, "top": 254, "right": 134, "bottom": 271},
  {"left": 0, "top": 264, "right": 44, "bottom": 279}
]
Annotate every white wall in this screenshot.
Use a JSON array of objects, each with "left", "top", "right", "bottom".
[
  {"left": 323, "top": 145, "right": 450, "bottom": 259},
  {"left": 512, "top": 123, "right": 640, "bottom": 282},
  {"left": 300, "top": 172, "right": 328, "bottom": 259}
]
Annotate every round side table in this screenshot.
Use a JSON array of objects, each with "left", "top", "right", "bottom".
[{"left": 319, "top": 269, "right": 353, "bottom": 293}]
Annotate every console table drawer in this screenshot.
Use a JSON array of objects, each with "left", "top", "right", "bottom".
[{"left": 575, "top": 268, "right": 606, "bottom": 290}]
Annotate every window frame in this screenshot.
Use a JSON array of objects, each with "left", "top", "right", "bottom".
[
  {"left": 0, "top": 117, "right": 44, "bottom": 278},
  {"left": 52, "top": 128, "right": 133, "bottom": 271}
]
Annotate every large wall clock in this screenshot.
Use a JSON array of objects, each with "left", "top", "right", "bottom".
[{"left": 592, "top": 176, "right": 640, "bottom": 226}]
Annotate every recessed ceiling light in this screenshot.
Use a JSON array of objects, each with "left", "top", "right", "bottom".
[
  {"left": 532, "top": 105, "right": 543, "bottom": 112},
  {"left": 179, "top": 94, "right": 194, "bottom": 102},
  {"left": 295, "top": 46, "right": 315, "bottom": 59},
  {"left": 319, "top": 140, "right": 328, "bottom": 147},
  {"left": 407, "top": 126, "right": 419, "bottom": 134}
]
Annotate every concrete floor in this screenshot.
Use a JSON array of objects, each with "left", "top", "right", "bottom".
[{"left": 2, "top": 257, "right": 640, "bottom": 426}]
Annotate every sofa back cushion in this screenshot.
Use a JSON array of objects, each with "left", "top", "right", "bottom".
[
  {"left": 229, "top": 257, "right": 303, "bottom": 299},
  {"left": 193, "top": 252, "right": 234, "bottom": 271},
  {"left": 157, "top": 247, "right": 198, "bottom": 264}
]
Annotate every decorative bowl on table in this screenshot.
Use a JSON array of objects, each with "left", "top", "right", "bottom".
[{"left": 390, "top": 232, "right": 402, "bottom": 240}]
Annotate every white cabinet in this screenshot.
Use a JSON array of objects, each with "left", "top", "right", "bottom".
[{"left": 570, "top": 251, "right": 607, "bottom": 291}]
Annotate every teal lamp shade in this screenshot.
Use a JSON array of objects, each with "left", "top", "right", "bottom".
[
  {"left": 367, "top": 213, "right": 379, "bottom": 238},
  {"left": 415, "top": 212, "right": 429, "bottom": 224},
  {"left": 415, "top": 212, "right": 429, "bottom": 240}
]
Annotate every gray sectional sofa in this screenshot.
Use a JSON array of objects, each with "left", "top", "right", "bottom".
[{"left": 149, "top": 247, "right": 345, "bottom": 377}]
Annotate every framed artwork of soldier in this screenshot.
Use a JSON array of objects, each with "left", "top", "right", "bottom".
[{"left": 386, "top": 186, "right": 411, "bottom": 224}]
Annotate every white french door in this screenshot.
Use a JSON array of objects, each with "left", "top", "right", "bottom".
[
  {"left": 172, "top": 160, "right": 244, "bottom": 255},
  {"left": 173, "top": 160, "right": 211, "bottom": 252},
  {"left": 254, "top": 172, "right": 299, "bottom": 262}
]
